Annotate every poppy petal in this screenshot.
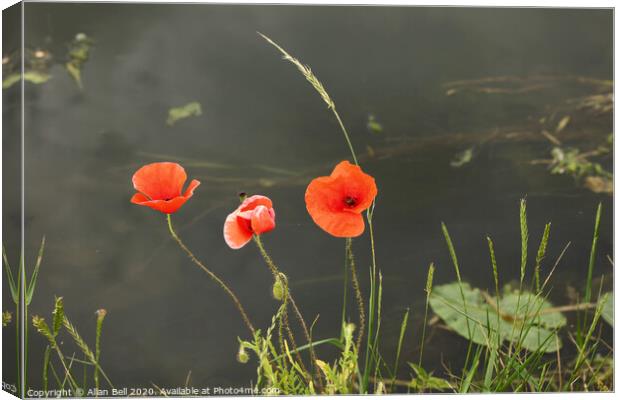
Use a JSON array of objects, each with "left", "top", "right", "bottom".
[
  {"left": 305, "top": 176, "right": 348, "bottom": 213},
  {"left": 183, "top": 179, "right": 201, "bottom": 198},
  {"left": 306, "top": 178, "right": 366, "bottom": 237},
  {"left": 250, "top": 205, "right": 276, "bottom": 234},
  {"left": 131, "top": 192, "right": 150, "bottom": 204},
  {"left": 308, "top": 208, "right": 365, "bottom": 238},
  {"left": 330, "top": 161, "right": 377, "bottom": 213},
  {"left": 131, "top": 196, "right": 189, "bottom": 214},
  {"left": 239, "top": 195, "right": 273, "bottom": 212},
  {"left": 224, "top": 211, "right": 253, "bottom": 249},
  {"left": 132, "top": 162, "right": 187, "bottom": 201}
]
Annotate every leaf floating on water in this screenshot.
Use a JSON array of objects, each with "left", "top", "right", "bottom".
[
  {"left": 366, "top": 114, "right": 383, "bottom": 134},
  {"left": 366, "top": 145, "right": 376, "bottom": 158},
  {"left": 3, "top": 73, "right": 21, "bottom": 89},
  {"left": 555, "top": 115, "right": 571, "bottom": 133},
  {"left": 3, "top": 71, "right": 51, "bottom": 89},
  {"left": 25, "top": 71, "right": 52, "bottom": 85},
  {"left": 258, "top": 178, "right": 276, "bottom": 188},
  {"left": 65, "top": 33, "right": 94, "bottom": 90},
  {"left": 429, "top": 281, "right": 565, "bottom": 352},
  {"left": 584, "top": 176, "right": 613, "bottom": 195},
  {"left": 601, "top": 292, "right": 613, "bottom": 326},
  {"left": 166, "top": 102, "right": 203, "bottom": 126},
  {"left": 450, "top": 147, "right": 474, "bottom": 168},
  {"left": 66, "top": 62, "right": 82, "bottom": 90}
]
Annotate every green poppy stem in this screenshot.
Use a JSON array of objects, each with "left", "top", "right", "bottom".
[
  {"left": 166, "top": 214, "right": 255, "bottom": 335},
  {"left": 253, "top": 235, "right": 322, "bottom": 391}
]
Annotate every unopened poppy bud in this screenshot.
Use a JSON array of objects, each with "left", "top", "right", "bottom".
[
  {"left": 237, "top": 344, "right": 249, "bottom": 364},
  {"left": 272, "top": 278, "right": 285, "bottom": 302}
]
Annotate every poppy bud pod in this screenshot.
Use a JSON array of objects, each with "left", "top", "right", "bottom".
[
  {"left": 237, "top": 344, "right": 249, "bottom": 364},
  {"left": 272, "top": 277, "right": 285, "bottom": 302}
]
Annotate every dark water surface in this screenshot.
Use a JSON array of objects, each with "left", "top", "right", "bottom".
[{"left": 3, "top": 4, "right": 613, "bottom": 392}]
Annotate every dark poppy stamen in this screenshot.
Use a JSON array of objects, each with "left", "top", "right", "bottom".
[{"left": 344, "top": 196, "right": 357, "bottom": 207}]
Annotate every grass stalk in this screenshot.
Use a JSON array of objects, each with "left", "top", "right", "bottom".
[
  {"left": 32, "top": 316, "right": 79, "bottom": 390},
  {"left": 534, "top": 223, "right": 551, "bottom": 293},
  {"left": 418, "top": 263, "right": 434, "bottom": 367},
  {"left": 584, "top": 203, "right": 602, "bottom": 304},
  {"left": 486, "top": 237, "right": 501, "bottom": 352},
  {"left": 42, "top": 345, "right": 51, "bottom": 392},
  {"left": 441, "top": 222, "right": 474, "bottom": 378},
  {"left": 340, "top": 244, "right": 349, "bottom": 340},
  {"left": 508, "top": 199, "right": 528, "bottom": 357},
  {"left": 62, "top": 316, "right": 115, "bottom": 389},
  {"left": 362, "top": 208, "right": 379, "bottom": 392},
  {"left": 258, "top": 33, "right": 358, "bottom": 165},
  {"left": 391, "top": 307, "right": 409, "bottom": 388}
]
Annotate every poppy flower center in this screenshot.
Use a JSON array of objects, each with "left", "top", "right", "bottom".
[{"left": 344, "top": 196, "right": 357, "bottom": 207}]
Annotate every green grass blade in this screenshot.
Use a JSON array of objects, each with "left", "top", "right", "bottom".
[
  {"left": 460, "top": 346, "right": 482, "bottom": 393},
  {"left": 584, "top": 203, "right": 602, "bottom": 303},
  {"left": 26, "top": 236, "right": 46, "bottom": 305},
  {"left": 271, "top": 338, "right": 343, "bottom": 362},
  {"left": 418, "top": 263, "right": 434, "bottom": 366},
  {"left": 2, "top": 246, "right": 18, "bottom": 304},
  {"left": 392, "top": 308, "right": 409, "bottom": 383},
  {"left": 441, "top": 223, "right": 473, "bottom": 362}
]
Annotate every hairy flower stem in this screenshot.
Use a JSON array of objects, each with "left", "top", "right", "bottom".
[
  {"left": 279, "top": 278, "right": 310, "bottom": 380},
  {"left": 253, "top": 235, "right": 323, "bottom": 391},
  {"left": 345, "top": 238, "right": 366, "bottom": 353},
  {"left": 166, "top": 215, "right": 255, "bottom": 335}
]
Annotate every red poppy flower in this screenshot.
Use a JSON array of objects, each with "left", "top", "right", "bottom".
[
  {"left": 130, "top": 162, "right": 200, "bottom": 214},
  {"left": 305, "top": 161, "right": 377, "bottom": 238},
  {"left": 224, "top": 195, "right": 276, "bottom": 249}
]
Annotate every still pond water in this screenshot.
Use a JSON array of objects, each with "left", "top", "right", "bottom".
[{"left": 3, "top": 4, "right": 613, "bottom": 391}]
